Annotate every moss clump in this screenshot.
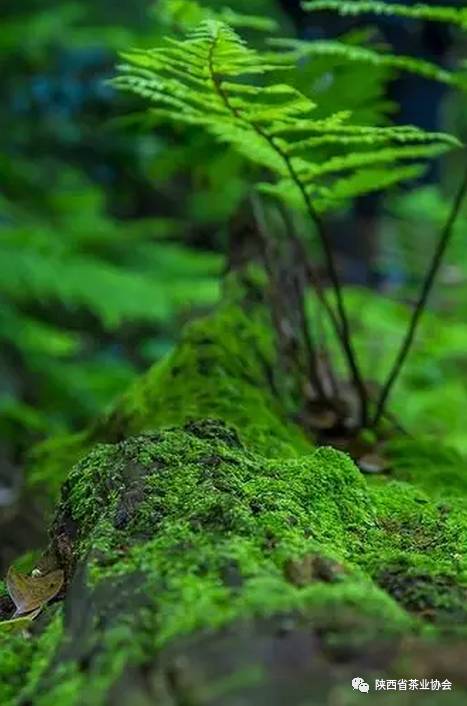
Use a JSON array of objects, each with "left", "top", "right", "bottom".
[
  {"left": 29, "top": 269, "right": 313, "bottom": 503},
  {"left": 363, "top": 478, "right": 467, "bottom": 631},
  {"left": 355, "top": 436, "right": 467, "bottom": 632},
  {"left": 0, "top": 633, "right": 35, "bottom": 705},
  {"left": 3, "top": 419, "right": 466, "bottom": 704},
  {"left": 5, "top": 273, "right": 466, "bottom": 703}
]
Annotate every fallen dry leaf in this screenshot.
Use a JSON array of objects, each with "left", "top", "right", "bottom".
[
  {"left": 6, "top": 566, "right": 64, "bottom": 617},
  {"left": 0, "top": 608, "right": 41, "bottom": 633}
]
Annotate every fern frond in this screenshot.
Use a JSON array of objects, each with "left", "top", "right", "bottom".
[
  {"left": 218, "top": 8, "right": 278, "bottom": 33},
  {"left": 260, "top": 164, "right": 425, "bottom": 211},
  {"left": 270, "top": 38, "right": 467, "bottom": 90},
  {"left": 112, "top": 20, "right": 460, "bottom": 215},
  {"left": 302, "top": 1, "right": 467, "bottom": 29},
  {"left": 156, "top": 0, "right": 279, "bottom": 33},
  {"left": 0, "top": 301, "right": 80, "bottom": 358},
  {"left": 281, "top": 128, "right": 459, "bottom": 155},
  {"left": 314, "top": 164, "right": 426, "bottom": 210},
  {"left": 300, "top": 142, "right": 452, "bottom": 182},
  {"left": 260, "top": 142, "right": 447, "bottom": 209}
]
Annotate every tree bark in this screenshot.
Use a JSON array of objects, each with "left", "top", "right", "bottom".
[{"left": 1, "top": 267, "right": 467, "bottom": 706}]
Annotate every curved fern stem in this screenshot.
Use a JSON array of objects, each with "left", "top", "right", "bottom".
[
  {"left": 277, "top": 202, "right": 342, "bottom": 347},
  {"left": 282, "top": 158, "right": 369, "bottom": 426},
  {"left": 251, "top": 193, "right": 328, "bottom": 401},
  {"left": 277, "top": 202, "right": 341, "bottom": 401},
  {"left": 372, "top": 160, "right": 467, "bottom": 427},
  {"left": 206, "top": 36, "right": 368, "bottom": 425}
]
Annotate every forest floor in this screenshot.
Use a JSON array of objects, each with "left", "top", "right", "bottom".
[{"left": 1, "top": 268, "right": 466, "bottom": 705}]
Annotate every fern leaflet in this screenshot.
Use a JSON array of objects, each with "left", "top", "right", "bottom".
[
  {"left": 112, "top": 20, "right": 459, "bottom": 213},
  {"left": 270, "top": 38, "right": 467, "bottom": 90},
  {"left": 302, "top": 1, "right": 467, "bottom": 29}
]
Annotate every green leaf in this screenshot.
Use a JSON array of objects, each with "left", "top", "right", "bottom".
[
  {"left": 302, "top": 1, "right": 467, "bottom": 30},
  {"left": 113, "top": 19, "right": 460, "bottom": 217}
]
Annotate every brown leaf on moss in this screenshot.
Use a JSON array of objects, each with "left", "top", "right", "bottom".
[
  {"left": 6, "top": 566, "right": 64, "bottom": 616},
  {"left": 0, "top": 607, "right": 41, "bottom": 633}
]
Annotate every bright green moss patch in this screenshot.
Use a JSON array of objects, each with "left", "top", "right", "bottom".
[
  {"left": 29, "top": 424, "right": 412, "bottom": 701},
  {"left": 0, "top": 633, "right": 35, "bottom": 705},
  {"left": 57, "top": 422, "right": 467, "bottom": 646},
  {"left": 8, "top": 274, "right": 467, "bottom": 702},
  {"left": 363, "top": 478, "right": 467, "bottom": 631},
  {"left": 29, "top": 269, "right": 313, "bottom": 504},
  {"left": 88, "top": 424, "right": 464, "bottom": 638},
  {"left": 2, "top": 420, "right": 467, "bottom": 702}
]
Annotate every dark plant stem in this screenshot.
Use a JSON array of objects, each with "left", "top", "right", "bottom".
[
  {"left": 283, "top": 167, "right": 369, "bottom": 427},
  {"left": 372, "top": 162, "right": 467, "bottom": 427},
  {"left": 208, "top": 43, "right": 368, "bottom": 425},
  {"left": 277, "top": 202, "right": 341, "bottom": 400},
  {"left": 294, "top": 258, "right": 328, "bottom": 400},
  {"left": 251, "top": 195, "right": 327, "bottom": 400},
  {"left": 277, "top": 203, "right": 341, "bottom": 337}
]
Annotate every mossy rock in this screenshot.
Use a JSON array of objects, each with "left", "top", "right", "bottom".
[
  {"left": 2, "top": 419, "right": 466, "bottom": 705},
  {"left": 3, "top": 270, "right": 467, "bottom": 704}
]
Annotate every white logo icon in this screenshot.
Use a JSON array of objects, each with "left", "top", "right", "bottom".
[{"left": 352, "top": 677, "right": 370, "bottom": 693}]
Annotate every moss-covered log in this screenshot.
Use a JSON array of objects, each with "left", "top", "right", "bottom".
[{"left": 1, "top": 269, "right": 467, "bottom": 705}]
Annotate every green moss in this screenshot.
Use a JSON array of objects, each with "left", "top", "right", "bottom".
[
  {"left": 56, "top": 427, "right": 466, "bottom": 646},
  {"left": 29, "top": 269, "right": 313, "bottom": 503},
  {"left": 3, "top": 420, "right": 467, "bottom": 702},
  {"left": 363, "top": 478, "right": 466, "bottom": 630},
  {"left": 80, "top": 426, "right": 465, "bottom": 642},
  {"left": 0, "top": 633, "right": 34, "bottom": 705},
  {"left": 7, "top": 274, "right": 466, "bottom": 701}
]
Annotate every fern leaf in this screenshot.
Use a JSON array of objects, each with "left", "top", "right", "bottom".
[
  {"left": 300, "top": 142, "right": 455, "bottom": 183},
  {"left": 112, "top": 20, "right": 460, "bottom": 215},
  {"left": 314, "top": 164, "right": 426, "bottom": 211},
  {"left": 270, "top": 38, "right": 467, "bottom": 90},
  {"left": 156, "top": 0, "right": 279, "bottom": 33},
  {"left": 260, "top": 164, "right": 425, "bottom": 211},
  {"left": 302, "top": 1, "right": 467, "bottom": 29}
]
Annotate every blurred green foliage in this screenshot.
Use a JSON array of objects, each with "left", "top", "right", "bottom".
[
  {"left": 1, "top": 0, "right": 466, "bottom": 465},
  {"left": 0, "top": 0, "right": 292, "bottom": 457},
  {"left": 347, "top": 289, "right": 467, "bottom": 453},
  {"left": 0, "top": 0, "right": 226, "bottom": 455}
]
